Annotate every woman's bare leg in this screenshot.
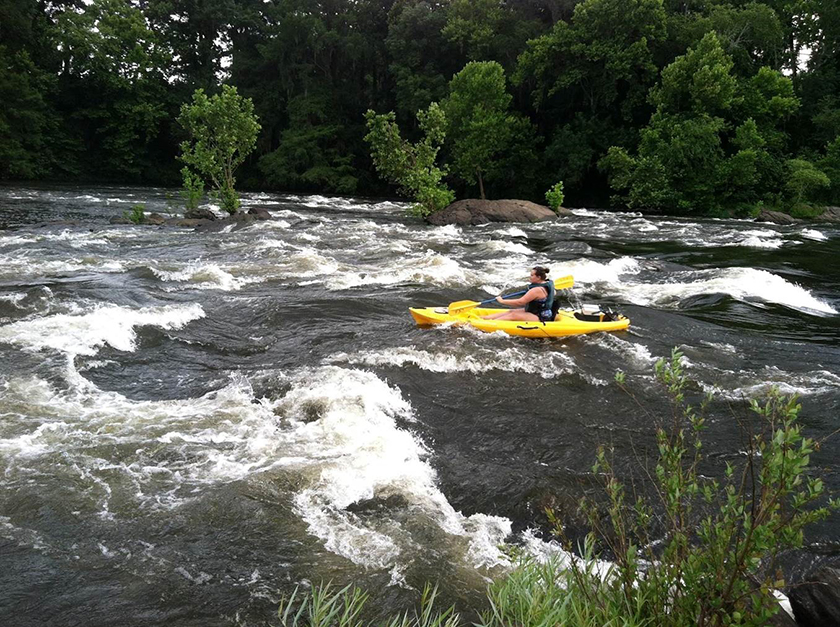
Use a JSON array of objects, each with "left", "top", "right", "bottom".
[{"left": 480, "top": 309, "right": 539, "bottom": 321}]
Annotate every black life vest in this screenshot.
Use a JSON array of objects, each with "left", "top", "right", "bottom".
[{"left": 525, "top": 281, "right": 555, "bottom": 321}]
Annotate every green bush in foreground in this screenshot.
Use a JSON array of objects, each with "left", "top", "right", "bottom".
[{"left": 278, "top": 351, "right": 836, "bottom": 626}]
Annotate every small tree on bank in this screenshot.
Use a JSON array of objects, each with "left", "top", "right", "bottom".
[
  {"left": 177, "top": 85, "right": 260, "bottom": 214},
  {"left": 364, "top": 102, "right": 454, "bottom": 217},
  {"left": 443, "top": 61, "right": 533, "bottom": 200}
]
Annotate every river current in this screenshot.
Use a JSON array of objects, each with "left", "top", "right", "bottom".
[{"left": 1, "top": 185, "right": 839, "bottom": 625}]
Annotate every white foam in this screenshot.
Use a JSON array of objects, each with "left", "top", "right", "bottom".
[
  {"left": 329, "top": 345, "right": 577, "bottom": 380},
  {"left": 705, "top": 366, "right": 840, "bottom": 398},
  {"left": 801, "top": 228, "right": 828, "bottom": 241},
  {"left": 0, "top": 253, "right": 125, "bottom": 278},
  {"left": 553, "top": 257, "right": 642, "bottom": 285},
  {"left": 151, "top": 262, "right": 258, "bottom": 291},
  {"left": 0, "top": 303, "right": 205, "bottom": 357},
  {"left": 737, "top": 229, "right": 784, "bottom": 249},
  {"left": 328, "top": 251, "right": 468, "bottom": 290},
  {"left": 0, "top": 292, "right": 27, "bottom": 306},
  {"left": 480, "top": 240, "right": 532, "bottom": 255},
  {"left": 617, "top": 268, "right": 836, "bottom": 315},
  {"left": 261, "top": 366, "right": 509, "bottom": 570}
]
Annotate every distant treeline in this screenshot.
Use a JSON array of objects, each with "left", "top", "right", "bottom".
[{"left": 1, "top": 0, "right": 839, "bottom": 215}]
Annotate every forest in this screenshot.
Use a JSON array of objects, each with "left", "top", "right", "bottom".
[{"left": 1, "top": 0, "right": 839, "bottom": 215}]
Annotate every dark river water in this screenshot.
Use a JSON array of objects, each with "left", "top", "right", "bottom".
[{"left": 1, "top": 185, "right": 839, "bottom": 625}]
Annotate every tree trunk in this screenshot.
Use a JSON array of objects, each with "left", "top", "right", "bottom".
[{"left": 478, "top": 170, "right": 485, "bottom": 200}]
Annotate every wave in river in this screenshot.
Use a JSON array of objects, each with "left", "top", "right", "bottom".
[
  {"left": 0, "top": 303, "right": 205, "bottom": 356},
  {"left": 553, "top": 258, "right": 836, "bottom": 315}
]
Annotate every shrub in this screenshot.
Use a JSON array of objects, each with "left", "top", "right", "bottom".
[
  {"left": 125, "top": 203, "right": 145, "bottom": 224},
  {"left": 545, "top": 181, "right": 565, "bottom": 211},
  {"left": 177, "top": 85, "right": 260, "bottom": 215},
  {"left": 786, "top": 158, "right": 830, "bottom": 206},
  {"left": 550, "top": 349, "right": 838, "bottom": 626},
  {"left": 364, "top": 103, "right": 454, "bottom": 218},
  {"left": 180, "top": 166, "right": 204, "bottom": 211}
]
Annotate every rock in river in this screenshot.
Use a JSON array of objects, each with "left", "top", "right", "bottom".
[{"left": 426, "top": 199, "right": 568, "bottom": 225}]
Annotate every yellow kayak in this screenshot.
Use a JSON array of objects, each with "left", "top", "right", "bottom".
[{"left": 409, "top": 306, "right": 630, "bottom": 339}]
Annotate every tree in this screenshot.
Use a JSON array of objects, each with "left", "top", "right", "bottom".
[
  {"left": 55, "top": 0, "right": 173, "bottom": 180},
  {"left": 514, "top": 0, "right": 667, "bottom": 199},
  {"left": 442, "top": 61, "right": 535, "bottom": 199},
  {"left": 601, "top": 32, "right": 798, "bottom": 215},
  {"left": 0, "top": 46, "right": 61, "bottom": 179},
  {"left": 385, "top": 0, "right": 460, "bottom": 121},
  {"left": 178, "top": 84, "right": 261, "bottom": 214},
  {"left": 364, "top": 102, "right": 454, "bottom": 217},
  {"left": 259, "top": 92, "right": 360, "bottom": 194},
  {"left": 786, "top": 158, "right": 830, "bottom": 206},
  {"left": 819, "top": 137, "right": 840, "bottom": 204}
]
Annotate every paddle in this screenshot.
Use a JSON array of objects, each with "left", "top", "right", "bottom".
[{"left": 448, "top": 275, "right": 575, "bottom": 314}]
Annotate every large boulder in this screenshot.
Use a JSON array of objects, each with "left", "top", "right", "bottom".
[
  {"left": 756, "top": 209, "right": 802, "bottom": 225},
  {"left": 426, "top": 199, "right": 565, "bottom": 226},
  {"left": 818, "top": 206, "right": 840, "bottom": 223},
  {"left": 184, "top": 207, "right": 217, "bottom": 221},
  {"left": 789, "top": 565, "right": 840, "bottom": 627}
]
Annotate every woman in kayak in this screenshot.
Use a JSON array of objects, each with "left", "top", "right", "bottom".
[{"left": 480, "top": 266, "right": 555, "bottom": 321}]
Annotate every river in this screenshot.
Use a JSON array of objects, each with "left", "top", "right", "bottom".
[{"left": 1, "top": 185, "right": 839, "bottom": 625}]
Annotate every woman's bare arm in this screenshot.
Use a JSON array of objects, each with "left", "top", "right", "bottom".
[{"left": 497, "top": 287, "right": 546, "bottom": 307}]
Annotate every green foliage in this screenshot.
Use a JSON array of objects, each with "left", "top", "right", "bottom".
[
  {"left": 178, "top": 85, "right": 261, "bottom": 214},
  {"left": 277, "top": 582, "right": 459, "bottom": 627},
  {"left": 364, "top": 103, "right": 454, "bottom": 217},
  {"left": 545, "top": 182, "right": 565, "bottom": 211},
  {"left": 55, "top": 0, "right": 171, "bottom": 180},
  {"left": 819, "top": 137, "right": 840, "bottom": 204},
  {"left": 258, "top": 93, "right": 359, "bottom": 194},
  {"left": 515, "top": 0, "right": 667, "bottom": 114},
  {"left": 442, "top": 61, "right": 536, "bottom": 200},
  {"left": 442, "top": 0, "right": 505, "bottom": 61},
  {"left": 0, "top": 46, "right": 60, "bottom": 179},
  {"left": 602, "top": 32, "right": 798, "bottom": 214},
  {"left": 180, "top": 167, "right": 204, "bottom": 211},
  {"left": 786, "top": 158, "right": 830, "bottom": 205},
  {"left": 125, "top": 204, "right": 145, "bottom": 224},
  {"left": 553, "top": 349, "right": 837, "bottom": 626},
  {"left": 708, "top": 2, "right": 785, "bottom": 74},
  {"left": 5, "top": 0, "right": 840, "bottom": 212}
]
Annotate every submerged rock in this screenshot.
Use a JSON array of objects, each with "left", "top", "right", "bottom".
[
  {"left": 165, "top": 218, "right": 211, "bottom": 227},
  {"left": 184, "top": 207, "right": 218, "bottom": 221},
  {"left": 145, "top": 213, "right": 167, "bottom": 225},
  {"left": 790, "top": 565, "right": 840, "bottom": 627},
  {"left": 193, "top": 210, "right": 271, "bottom": 232},
  {"left": 755, "top": 209, "right": 802, "bottom": 225},
  {"left": 248, "top": 207, "right": 272, "bottom": 220},
  {"left": 426, "top": 199, "right": 565, "bottom": 226}
]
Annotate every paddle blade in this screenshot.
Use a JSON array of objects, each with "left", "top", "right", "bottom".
[
  {"left": 553, "top": 275, "right": 574, "bottom": 290},
  {"left": 447, "top": 299, "right": 480, "bottom": 314}
]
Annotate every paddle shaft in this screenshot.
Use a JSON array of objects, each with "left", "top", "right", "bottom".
[{"left": 449, "top": 275, "right": 575, "bottom": 313}]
